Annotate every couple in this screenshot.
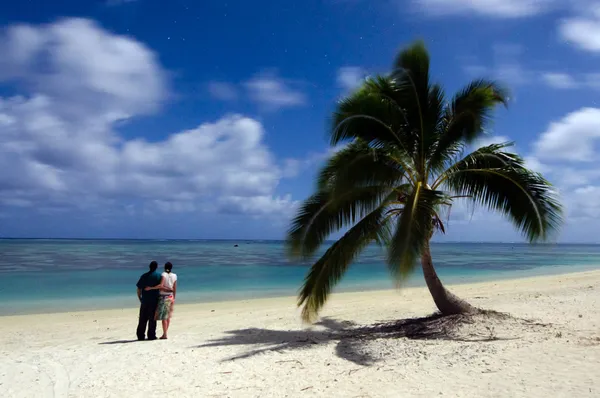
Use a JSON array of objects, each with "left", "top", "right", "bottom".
[{"left": 136, "top": 261, "right": 178, "bottom": 340}]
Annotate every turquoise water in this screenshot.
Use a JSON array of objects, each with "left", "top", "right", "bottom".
[{"left": 1, "top": 239, "right": 599, "bottom": 315}]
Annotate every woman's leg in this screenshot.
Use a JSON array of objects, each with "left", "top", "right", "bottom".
[
  {"left": 157, "top": 297, "right": 167, "bottom": 339},
  {"left": 163, "top": 299, "right": 174, "bottom": 337},
  {"left": 159, "top": 299, "right": 173, "bottom": 339},
  {"left": 160, "top": 320, "right": 168, "bottom": 338}
]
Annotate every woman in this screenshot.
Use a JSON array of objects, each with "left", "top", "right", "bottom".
[{"left": 145, "top": 262, "right": 177, "bottom": 339}]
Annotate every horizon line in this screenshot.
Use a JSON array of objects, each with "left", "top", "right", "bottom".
[{"left": 0, "top": 237, "right": 598, "bottom": 245}]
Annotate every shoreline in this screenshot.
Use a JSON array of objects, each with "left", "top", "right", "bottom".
[
  {"left": 3, "top": 267, "right": 599, "bottom": 319},
  {"left": 2, "top": 270, "right": 600, "bottom": 397}
]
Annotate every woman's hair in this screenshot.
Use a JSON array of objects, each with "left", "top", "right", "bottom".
[{"left": 164, "top": 262, "right": 173, "bottom": 273}]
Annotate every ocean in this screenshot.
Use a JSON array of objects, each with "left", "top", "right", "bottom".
[{"left": 1, "top": 239, "right": 599, "bottom": 316}]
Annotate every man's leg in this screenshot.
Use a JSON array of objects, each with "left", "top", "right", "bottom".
[
  {"left": 147, "top": 300, "right": 158, "bottom": 340},
  {"left": 136, "top": 304, "right": 148, "bottom": 340}
]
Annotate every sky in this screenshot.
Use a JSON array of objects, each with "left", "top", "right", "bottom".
[{"left": 0, "top": 0, "right": 599, "bottom": 242}]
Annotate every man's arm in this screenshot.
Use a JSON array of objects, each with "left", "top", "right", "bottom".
[
  {"left": 146, "top": 285, "right": 173, "bottom": 292},
  {"left": 144, "top": 276, "right": 172, "bottom": 292},
  {"left": 136, "top": 276, "right": 144, "bottom": 301}
]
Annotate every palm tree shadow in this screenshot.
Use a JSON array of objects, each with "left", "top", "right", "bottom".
[{"left": 196, "top": 312, "right": 517, "bottom": 366}]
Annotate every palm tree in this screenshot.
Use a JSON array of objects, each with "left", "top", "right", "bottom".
[{"left": 286, "top": 41, "right": 563, "bottom": 322}]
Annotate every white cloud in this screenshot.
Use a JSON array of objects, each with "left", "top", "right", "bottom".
[
  {"left": 491, "top": 44, "right": 531, "bottom": 85},
  {"left": 207, "top": 73, "right": 306, "bottom": 109},
  {"left": 414, "top": 0, "right": 555, "bottom": 18},
  {"left": 118, "top": 116, "right": 282, "bottom": 198},
  {"left": 541, "top": 72, "right": 579, "bottom": 89},
  {"left": 474, "top": 135, "right": 511, "bottom": 148},
  {"left": 336, "top": 66, "right": 366, "bottom": 91},
  {"left": 551, "top": 167, "right": 600, "bottom": 189},
  {"left": 451, "top": 122, "right": 600, "bottom": 224},
  {"left": 148, "top": 200, "right": 196, "bottom": 214},
  {"left": 527, "top": 107, "right": 600, "bottom": 222},
  {"left": 280, "top": 143, "right": 349, "bottom": 178},
  {"left": 541, "top": 72, "right": 600, "bottom": 91},
  {"left": 244, "top": 71, "right": 306, "bottom": 110},
  {"left": 217, "top": 194, "right": 298, "bottom": 216},
  {"left": 533, "top": 108, "right": 600, "bottom": 162},
  {"left": 281, "top": 158, "right": 303, "bottom": 178},
  {"left": 522, "top": 156, "right": 549, "bottom": 174},
  {"left": 0, "top": 18, "right": 166, "bottom": 119},
  {"left": 584, "top": 73, "right": 600, "bottom": 89},
  {"left": 568, "top": 185, "right": 600, "bottom": 219},
  {"left": 466, "top": 49, "right": 595, "bottom": 92},
  {"left": 559, "top": 9, "right": 600, "bottom": 53},
  {"left": 0, "top": 18, "right": 296, "bottom": 219},
  {"left": 207, "top": 81, "right": 238, "bottom": 101}
]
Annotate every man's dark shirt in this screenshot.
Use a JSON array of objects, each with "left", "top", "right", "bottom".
[{"left": 136, "top": 270, "right": 162, "bottom": 304}]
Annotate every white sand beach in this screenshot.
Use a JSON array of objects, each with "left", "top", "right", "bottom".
[{"left": 1, "top": 270, "right": 600, "bottom": 398}]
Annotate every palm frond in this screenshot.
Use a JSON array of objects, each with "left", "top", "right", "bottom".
[
  {"left": 331, "top": 83, "right": 404, "bottom": 146},
  {"left": 441, "top": 145, "right": 563, "bottom": 242},
  {"left": 428, "top": 79, "right": 509, "bottom": 174},
  {"left": 362, "top": 75, "right": 421, "bottom": 159},
  {"left": 298, "top": 206, "right": 392, "bottom": 322},
  {"left": 286, "top": 187, "right": 394, "bottom": 259},
  {"left": 317, "top": 140, "right": 408, "bottom": 193},
  {"left": 330, "top": 78, "right": 416, "bottom": 166},
  {"left": 390, "top": 40, "right": 432, "bottom": 173},
  {"left": 432, "top": 142, "right": 517, "bottom": 187},
  {"left": 422, "top": 83, "right": 446, "bottom": 175},
  {"left": 387, "top": 183, "right": 445, "bottom": 283},
  {"left": 392, "top": 40, "right": 430, "bottom": 98},
  {"left": 432, "top": 211, "right": 446, "bottom": 234}
]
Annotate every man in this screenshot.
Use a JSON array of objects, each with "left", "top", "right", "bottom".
[{"left": 136, "top": 261, "right": 162, "bottom": 341}]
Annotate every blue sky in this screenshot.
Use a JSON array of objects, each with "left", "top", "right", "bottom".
[{"left": 0, "top": 0, "right": 599, "bottom": 242}]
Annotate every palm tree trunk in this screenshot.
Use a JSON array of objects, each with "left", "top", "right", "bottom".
[{"left": 421, "top": 241, "right": 476, "bottom": 315}]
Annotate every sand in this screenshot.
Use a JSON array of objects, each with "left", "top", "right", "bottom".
[{"left": 1, "top": 270, "right": 600, "bottom": 398}]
